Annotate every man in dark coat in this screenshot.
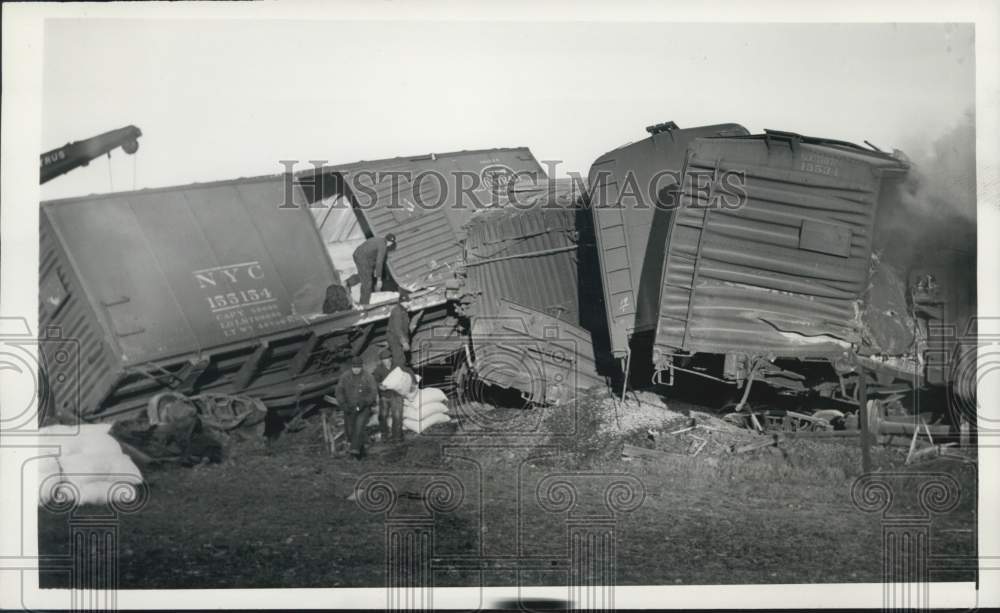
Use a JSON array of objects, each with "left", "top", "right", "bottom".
[
  {"left": 335, "top": 356, "right": 379, "bottom": 459},
  {"left": 352, "top": 233, "right": 397, "bottom": 305},
  {"left": 372, "top": 348, "right": 413, "bottom": 443},
  {"left": 386, "top": 296, "right": 411, "bottom": 367}
]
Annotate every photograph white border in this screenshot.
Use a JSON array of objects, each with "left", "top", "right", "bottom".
[{"left": 2, "top": 0, "right": 997, "bottom": 609}]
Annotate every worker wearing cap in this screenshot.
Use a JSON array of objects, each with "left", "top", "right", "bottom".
[
  {"left": 386, "top": 293, "right": 412, "bottom": 367},
  {"left": 353, "top": 234, "right": 397, "bottom": 305},
  {"left": 372, "top": 348, "right": 412, "bottom": 443},
  {"left": 335, "top": 356, "right": 379, "bottom": 459}
]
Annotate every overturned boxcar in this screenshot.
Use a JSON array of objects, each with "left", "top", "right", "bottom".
[
  {"left": 293, "top": 153, "right": 610, "bottom": 406},
  {"left": 39, "top": 173, "right": 461, "bottom": 424},
  {"left": 294, "top": 147, "right": 547, "bottom": 292},
  {"left": 588, "top": 122, "right": 971, "bottom": 404}
]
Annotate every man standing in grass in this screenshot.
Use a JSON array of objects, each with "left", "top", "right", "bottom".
[
  {"left": 372, "top": 348, "right": 413, "bottom": 444},
  {"left": 335, "top": 356, "right": 378, "bottom": 460}
]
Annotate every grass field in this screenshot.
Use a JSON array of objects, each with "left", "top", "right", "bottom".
[{"left": 38, "top": 391, "right": 978, "bottom": 589}]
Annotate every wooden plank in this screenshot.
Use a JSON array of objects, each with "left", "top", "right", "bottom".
[
  {"left": 732, "top": 435, "right": 781, "bottom": 454},
  {"left": 233, "top": 342, "right": 269, "bottom": 391},
  {"left": 782, "top": 430, "right": 860, "bottom": 439},
  {"left": 679, "top": 208, "right": 710, "bottom": 350},
  {"left": 176, "top": 357, "right": 211, "bottom": 392},
  {"left": 289, "top": 332, "right": 319, "bottom": 375},
  {"left": 622, "top": 444, "right": 684, "bottom": 459},
  {"left": 409, "top": 308, "right": 425, "bottom": 334},
  {"left": 351, "top": 323, "right": 375, "bottom": 355},
  {"left": 858, "top": 372, "right": 871, "bottom": 473},
  {"left": 877, "top": 421, "right": 950, "bottom": 437}
]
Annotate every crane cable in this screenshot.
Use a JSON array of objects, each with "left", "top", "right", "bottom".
[{"left": 106, "top": 151, "right": 113, "bottom": 192}]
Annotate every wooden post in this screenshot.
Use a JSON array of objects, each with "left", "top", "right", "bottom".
[
  {"left": 620, "top": 349, "right": 632, "bottom": 404},
  {"left": 858, "top": 370, "right": 872, "bottom": 473}
]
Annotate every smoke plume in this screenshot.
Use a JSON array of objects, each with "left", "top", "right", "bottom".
[
  {"left": 873, "top": 110, "right": 977, "bottom": 336},
  {"left": 897, "top": 109, "right": 976, "bottom": 224},
  {"left": 876, "top": 110, "right": 976, "bottom": 266}
]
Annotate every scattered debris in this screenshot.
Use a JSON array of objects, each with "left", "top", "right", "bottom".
[
  {"left": 723, "top": 409, "right": 833, "bottom": 433},
  {"left": 908, "top": 442, "right": 961, "bottom": 464},
  {"left": 320, "top": 411, "right": 344, "bottom": 456},
  {"left": 732, "top": 435, "right": 782, "bottom": 455},
  {"left": 619, "top": 410, "right": 760, "bottom": 459},
  {"left": 623, "top": 444, "right": 681, "bottom": 460},
  {"left": 879, "top": 419, "right": 950, "bottom": 437},
  {"left": 109, "top": 391, "right": 266, "bottom": 467}
]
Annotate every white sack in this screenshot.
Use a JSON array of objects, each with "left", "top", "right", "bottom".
[
  {"left": 54, "top": 479, "right": 143, "bottom": 507},
  {"left": 43, "top": 452, "right": 143, "bottom": 507},
  {"left": 404, "top": 381, "right": 427, "bottom": 403},
  {"left": 412, "top": 387, "right": 448, "bottom": 406},
  {"left": 381, "top": 367, "right": 415, "bottom": 396},
  {"left": 36, "top": 424, "right": 144, "bottom": 507},
  {"left": 40, "top": 423, "right": 119, "bottom": 458},
  {"left": 402, "top": 412, "right": 451, "bottom": 434},
  {"left": 59, "top": 452, "right": 143, "bottom": 486},
  {"left": 402, "top": 400, "right": 449, "bottom": 422}
]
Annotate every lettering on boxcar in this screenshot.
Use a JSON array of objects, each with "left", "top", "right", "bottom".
[
  {"left": 799, "top": 152, "right": 841, "bottom": 177},
  {"left": 191, "top": 261, "right": 293, "bottom": 337}
]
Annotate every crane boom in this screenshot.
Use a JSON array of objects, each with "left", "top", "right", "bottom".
[{"left": 40, "top": 125, "right": 142, "bottom": 184}]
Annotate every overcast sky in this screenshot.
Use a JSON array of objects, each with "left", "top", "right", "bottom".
[{"left": 39, "top": 20, "right": 974, "bottom": 200}]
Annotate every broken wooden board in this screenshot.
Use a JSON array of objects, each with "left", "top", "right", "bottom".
[
  {"left": 731, "top": 434, "right": 782, "bottom": 454},
  {"left": 622, "top": 444, "right": 687, "bottom": 460}
]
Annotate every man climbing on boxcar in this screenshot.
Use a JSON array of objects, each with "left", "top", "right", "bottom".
[
  {"left": 352, "top": 233, "right": 397, "bottom": 305},
  {"left": 372, "top": 348, "right": 413, "bottom": 444},
  {"left": 335, "top": 356, "right": 379, "bottom": 460}
]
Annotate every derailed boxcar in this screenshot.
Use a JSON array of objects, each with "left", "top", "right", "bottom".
[
  {"left": 589, "top": 121, "right": 750, "bottom": 359},
  {"left": 38, "top": 175, "right": 458, "bottom": 423},
  {"left": 289, "top": 147, "right": 553, "bottom": 375},
  {"left": 650, "top": 130, "right": 912, "bottom": 389},
  {"left": 587, "top": 123, "right": 958, "bottom": 403},
  {"left": 294, "top": 147, "right": 547, "bottom": 292},
  {"left": 457, "top": 179, "right": 605, "bottom": 404},
  {"left": 295, "top": 152, "right": 607, "bottom": 405}
]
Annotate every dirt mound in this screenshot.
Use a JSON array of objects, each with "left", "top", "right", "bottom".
[
  {"left": 536, "top": 387, "right": 756, "bottom": 465},
  {"left": 595, "top": 390, "right": 684, "bottom": 436}
]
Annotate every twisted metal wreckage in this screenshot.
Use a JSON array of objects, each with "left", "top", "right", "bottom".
[{"left": 38, "top": 122, "right": 976, "bottom": 454}]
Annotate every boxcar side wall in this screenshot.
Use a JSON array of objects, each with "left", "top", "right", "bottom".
[
  {"left": 41, "top": 177, "right": 340, "bottom": 368},
  {"left": 652, "top": 135, "right": 909, "bottom": 368},
  {"left": 588, "top": 123, "right": 749, "bottom": 358},
  {"left": 39, "top": 176, "right": 351, "bottom": 421},
  {"left": 463, "top": 206, "right": 582, "bottom": 325},
  {"left": 458, "top": 187, "right": 606, "bottom": 403}
]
